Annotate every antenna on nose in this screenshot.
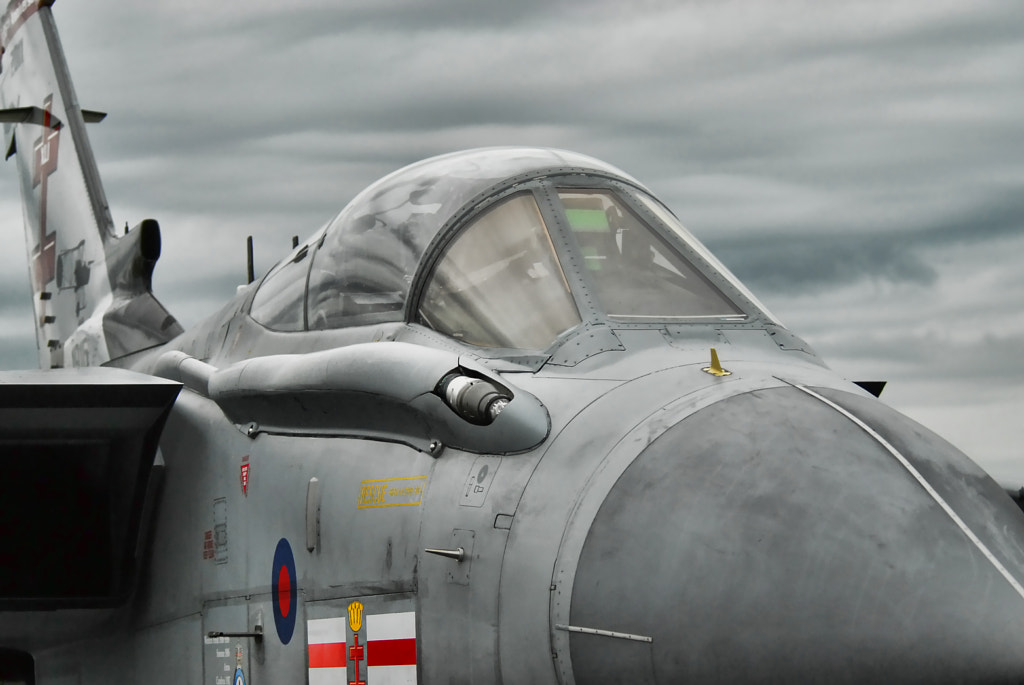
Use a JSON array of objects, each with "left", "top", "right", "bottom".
[{"left": 702, "top": 348, "right": 731, "bottom": 377}]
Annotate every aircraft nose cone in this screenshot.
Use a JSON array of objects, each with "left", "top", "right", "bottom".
[{"left": 563, "top": 386, "right": 1024, "bottom": 683}]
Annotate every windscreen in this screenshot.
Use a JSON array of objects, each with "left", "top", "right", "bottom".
[
  {"left": 250, "top": 243, "right": 312, "bottom": 331},
  {"left": 559, "top": 189, "right": 744, "bottom": 321},
  {"left": 417, "top": 193, "right": 581, "bottom": 349}
]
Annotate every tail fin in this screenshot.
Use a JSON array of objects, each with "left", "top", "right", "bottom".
[{"left": 0, "top": 0, "right": 181, "bottom": 368}]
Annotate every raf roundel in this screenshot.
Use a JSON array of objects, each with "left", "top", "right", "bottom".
[{"left": 271, "top": 538, "right": 297, "bottom": 644}]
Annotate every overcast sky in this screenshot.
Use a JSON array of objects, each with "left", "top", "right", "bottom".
[{"left": 0, "top": 1, "right": 1021, "bottom": 479}]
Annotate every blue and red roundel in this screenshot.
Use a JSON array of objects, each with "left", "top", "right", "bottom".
[{"left": 272, "top": 537, "right": 297, "bottom": 644}]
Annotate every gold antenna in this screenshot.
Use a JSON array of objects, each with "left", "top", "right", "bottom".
[{"left": 702, "top": 348, "right": 731, "bottom": 377}]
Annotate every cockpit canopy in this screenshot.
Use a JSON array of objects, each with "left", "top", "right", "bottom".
[{"left": 251, "top": 147, "right": 771, "bottom": 351}]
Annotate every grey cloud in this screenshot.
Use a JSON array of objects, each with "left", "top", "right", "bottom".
[
  {"left": 926, "top": 187, "right": 1024, "bottom": 245},
  {"left": 0, "top": 334, "right": 37, "bottom": 370},
  {"left": 700, "top": 177, "right": 1024, "bottom": 294},
  {"left": 842, "top": 333, "right": 1024, "bottom": 383},
  {"left": 709, "top": 232, "right": 937, "bottom": 294}
]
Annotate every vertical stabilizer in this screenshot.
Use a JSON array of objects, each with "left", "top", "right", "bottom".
[{"left": 0, "top": 1, "right": 181, "bottom": 367}]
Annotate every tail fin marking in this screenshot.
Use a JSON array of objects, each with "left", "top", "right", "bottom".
[{"left": 0, "top": 1, "right": 180, "bottom": 367}]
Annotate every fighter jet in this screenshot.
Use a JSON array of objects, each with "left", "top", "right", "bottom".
[{"left": 2, "top": 2, "right": 1024, "bottom": 684}]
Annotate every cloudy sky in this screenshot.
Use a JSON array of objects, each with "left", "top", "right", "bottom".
[{"left": 0, "top": 1, "right": 1021, "bottom": 479}]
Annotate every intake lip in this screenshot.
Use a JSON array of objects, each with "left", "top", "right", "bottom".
[{"left": 562, "top": 386, "right": 1024, "bottom": 683}]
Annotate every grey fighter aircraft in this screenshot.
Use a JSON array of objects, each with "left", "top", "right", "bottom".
[{"left": 2, "top": 3, "right": 1024, "bottom": 684}]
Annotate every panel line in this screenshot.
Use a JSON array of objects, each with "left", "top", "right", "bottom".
[{"left": 790, "top": 383, "right": 1024, "bottom": 602}]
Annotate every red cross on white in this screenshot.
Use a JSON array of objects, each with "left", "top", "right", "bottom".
[{"left": 307, "top": 611, "right": 417, "bottom": 685}]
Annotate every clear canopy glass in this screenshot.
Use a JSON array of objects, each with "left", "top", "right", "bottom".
[
  {"left": 303, "top": 148, "right": 629, "bottom": 331},
  {"left": 250, "top": 242, "right": 313, "bottom": 331},
  {"left": 558, "top": 189, "right": 743, "bottom": 320},
  {"left": 633, "top": 192, "right": 778, "bottom": 323},
  {"left": 248, "top": 147, "right": 766, "bottom": 347},
  {"left": 417, "top": 193, "right": 581, "bottom": 349}
]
